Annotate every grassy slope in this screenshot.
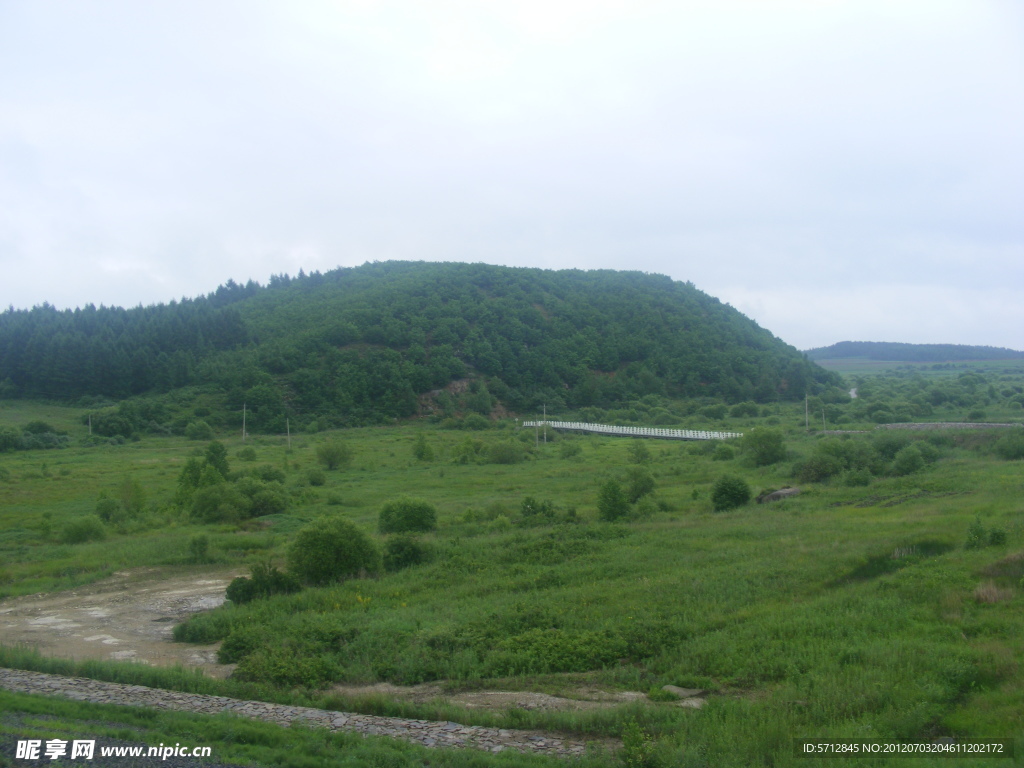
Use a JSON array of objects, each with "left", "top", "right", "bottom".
[{"left": 1, "top": 398, "right": 1023, "bottom": 767}]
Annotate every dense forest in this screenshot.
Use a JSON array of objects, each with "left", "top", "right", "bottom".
[
  {"left": 806, "top": 340, "right": 1024, "bottom": 362},
  {"left": 0, "top": 262, "right": 839, "bottom": 429}
]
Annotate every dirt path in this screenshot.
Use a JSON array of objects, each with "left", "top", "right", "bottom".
[{"left": 0, "top": 567, "right": 242, "bottom": 677}]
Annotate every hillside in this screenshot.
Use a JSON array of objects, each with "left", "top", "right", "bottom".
[
  {"left": 806, "top": 340, "right": 1024, "bottom": 362},
  {"left": 0, "top": 262, "right": 839, "bottom": 428}
]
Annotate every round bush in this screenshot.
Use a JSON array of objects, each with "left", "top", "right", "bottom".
[
  {"left": 711, "top": 475, "right": 751, "bottom": 511},
  {"left": 378, "top": 498, "right": 438, "bottom": 534},
  {"left": 287, "top": 516, "right": 381, "bottom": 586},
  {"left": 383, "top": 535, "right": 433, "bottom": 572},
  {"left": 307, "top": 468, "right": 327, "bottom": 486},
  {"left": 60, "top": 516, "right": 106, "bottom": 544},
  {"left": 892, "top": 444, "right": 924, "bottom": 476}
]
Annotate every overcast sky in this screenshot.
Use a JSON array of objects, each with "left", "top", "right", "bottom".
[{"left": 1, "top": 1, "right": 1021, "bottom": 351}]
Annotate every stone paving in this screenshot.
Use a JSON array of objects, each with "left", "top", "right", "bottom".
[{"left": 0, "top": 668, "right": 615, "bottom": 758}]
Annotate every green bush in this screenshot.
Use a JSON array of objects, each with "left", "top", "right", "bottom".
[
  {"left": 892, "top": 444, "right": 925, "bottom": 476},
  {"left": 558, "top": 440, "right": 581, "bottom": 459},
  {"left": 226, "top": 562, "right": 301, "bottom": 604},
  {"left": 378, "top": 497, "right": 438, "bottom": 534},
  {"left": 742, "top": 428, "right": 786, "bottom": 466},
  {"left": 462, "top": 413, "right": 490, "bottom": 430},
  {"left": 795, "top": 454, "right": 844, "bottom": 483},
  {"left": 711, "top": 444, "right": 734, "bottom": 461},
  {"left": 842, "top": 468, "right": 872, "bottom": 487},
  {"left": 316, "top": 440, "right": 353, "bottom": 470},
  {"left": 711, "top": 475, "right": 751, "bottom": 511},
  {"left": 191, "top": 484, "right": 248, "bottom": 523},
  {"left": 306, "top": 468, "right": 326, "bottom": 486},
  {"left": 287, "top": 516, "right": 381, "bottom": 586},
  {"left": 624, "top": 466, "right": 655, "bottom": 503},
  {"left": 94, "top": 493, "right": 123, "bottom": 524},
  {"left": 60, "top": 516, "right": 106, "bottom": 544},
  {"left": 729, "top": 401, "right": 760, "bottom": 418},
  {"left": 237, "top": 446, "right": 257, "bottom": 461},
  {"left": 965, "top": 517, "right": 987, "bottom": 549},
  {"left": 628, "top": 440, "right": 651, "bottom": 464},
  {"left": 383, "top": 535, "right": 433, "bottom": 572},
  {"left": 184, "top": 421, "right": 214, "bottom": 440},
  {"left": 598, "top": 479, "right": 629, "bottom": 521},
  {"left": 486, "top": 442, "right": 523, "bottom": 464},
  {"left": 187, "top": 534, "right": 211, "bottom": 563},
  {"left": 993, "top": 430, "right": 1024, "bottom": 460},
  {"left": 412, "top": 433, "right": 434, "bottom": 461}
]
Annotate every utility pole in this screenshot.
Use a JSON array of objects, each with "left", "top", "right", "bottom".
[
  {"left": 286, "top": 418, "right": 291, "bottom": 449},
  {"left": 822, "top": 408, "right": 826, "bottom": 431},
  {"left": 543, "top": 404, "right": 547, "bottom": 444},
  {"left": 88, "top": 414, "right": 92, "bottom": 436},
  {"left": 242, "top": 403, "right": 247, "bottom": 442},
  {"left": 805, "top": 395, "right": 809, "bottom": 430}
]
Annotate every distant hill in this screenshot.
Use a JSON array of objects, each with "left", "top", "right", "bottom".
[
  {"left": 805, "top": 341, "right": 1024, "bottom": 362},
  {"left": 0, "top": 262, "right": 840, "bottom": 427}
]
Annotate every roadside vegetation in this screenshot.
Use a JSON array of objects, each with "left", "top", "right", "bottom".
[{"left": 1, "top": 361, "right": 1022, "bottom": 766}]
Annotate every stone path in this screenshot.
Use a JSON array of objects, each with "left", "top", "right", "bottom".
[{"left": 0, "top": 668, "right": 614, "bottom": 758}]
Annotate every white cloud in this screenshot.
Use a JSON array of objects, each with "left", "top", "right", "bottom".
[{"left": 0, "top": 0, "right": 1019, "bottom": 348}]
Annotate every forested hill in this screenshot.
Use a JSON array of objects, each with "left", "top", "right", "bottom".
[
  {"left": 806, "top": 341, "right": 1024, "bottom": 362},
  {"left": 0, "top": 262, "right": 839, "bottom": 427}
]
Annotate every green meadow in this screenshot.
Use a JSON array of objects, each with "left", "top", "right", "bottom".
[{"left": 1, "top": 372, "right": 1023, "bottom": 767}]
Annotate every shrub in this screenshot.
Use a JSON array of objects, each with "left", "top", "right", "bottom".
[
  {"left": 412, "top": 433, "right": 434, "bottom": 461},
  {"left": 237, "top": 446, "right": 257, "bottom": 461},
  {"left": 842, "top": 468, "right": 872, "bottom": 487},
  {"left": 742, "top": 428, "right": 786, "bottom": 466},
  {"left": 462, "top": 413, "right": 490, "bottom": 430},
  {"left": 520, "top": 496, "right": 555, "bottom": 521},
  {"left": 379, "top": 498, "right": 438, "bottom": 533},
  {"left": 892, "top": 444, "right": 925, "bottom": 476},
  {"left": 487, "top": 442, "right": 523, "bottom": 464},
  {"left": 795, "top": 454, "right": 844, "bottom": 483},
  {"left": 965, "top": 517, "right": 987, "bottom": 549},
  {"left": 988, "top": 528, "right": 1007, "bottom": 546},
  {"left": 383, "top": 535, "right": 433, "bottom": 571},
  {"left": 204, "top": 441, "right": 230, "bottom": 479},
  {"left": 598, "top": 479, "right": 629, "bottom": 521},
  {"left": 226, "top": 562, "right": 301, "bottom": 604},
  {"left": 95, "top": 493, "right": 123, "bottom": 523},
  {"left": 993, "top": 430, "right": 1024, "bottom": 460},
  {"left": 60, "top": 516, "right": 106, "bottom": 544},
  {"left": 702, "top": 404, "right": 727, "bottom": 420},
  {"left": 287, "top": 516, "right": 381, "bottom": 586},
  {"left": 711, "top": 444, "right": 734, "bottom": 461},
  {"left": 306, "top": 468, "right": 326, "bottom": 486},
  {"left": 187, "top": 535, "right": 211, "bottom": 563},
  {"left": 191, "top": 484, "right": 248, "bottom": 523},
  {"left": 558, "top": 441, "right": 581, "bottom": 459},
  {"left": 316, "top": 440, "right": 352, "bottom": 470},
  {"left": 184, "top": 421, "right": 214, "bottom": 440},
  {"left": 628, "top": 440, "right": 651, "bottom": 465},
  {"left": 729, "top": 401, "right": 760, "bottom": 418},
  {"left": 624, "top": 466, "right": 655, "bottom": 503},
  {"left": 711, "top": 475, "right": 751, "bottom": 511}
]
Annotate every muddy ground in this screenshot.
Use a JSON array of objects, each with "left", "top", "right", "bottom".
[{"left": 0, "top": 567, "right": 242, "bottom": 678}]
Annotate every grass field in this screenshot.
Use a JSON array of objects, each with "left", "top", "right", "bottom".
[{"left": 1, "top": 389, "right": 1023, "bottom": 767}]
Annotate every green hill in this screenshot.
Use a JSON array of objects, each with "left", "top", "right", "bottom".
[
  {"left": 0, "top": 262, "right": 839, "bottom": 428},
  {"left": 806, "top": 340, "right": 1024, "bottom": 363}
]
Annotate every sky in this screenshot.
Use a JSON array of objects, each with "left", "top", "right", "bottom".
[{"left": 1, "top": 0, "right": 1021, "bottom": 351}]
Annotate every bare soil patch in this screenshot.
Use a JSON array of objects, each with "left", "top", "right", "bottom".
[{"left": 0, "top": 566, "right": 243, "bottom": 678}]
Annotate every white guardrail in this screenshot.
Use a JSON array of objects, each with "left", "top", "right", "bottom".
[{"left": 520, "top": 420, "right": 742, "bottom": 441}]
